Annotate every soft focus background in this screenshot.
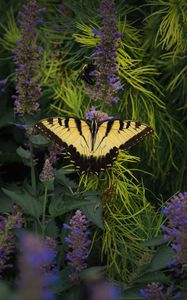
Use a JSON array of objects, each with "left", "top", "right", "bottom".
[{"left": 0, "top": 0, "right": 186, "bottom": 299}]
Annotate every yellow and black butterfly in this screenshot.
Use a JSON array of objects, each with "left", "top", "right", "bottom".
[{"left": 34, "top": 117, "right": 153, "bottom": 174}]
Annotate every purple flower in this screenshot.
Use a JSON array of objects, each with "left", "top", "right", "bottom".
[
  {"left": 39, "top": 159, "right": 55, "bottom": 184},
  {"left": 48, "top": 144, "right": 64, "bottom": 165},
  {"left": 85, "top": 106, "right": 96, "bottom": 120},
  {"left": 86, "top": 0, "right": 122, "bottom": 105},
  {"left": 18, "top": 233, "right": 57, "bottom": 300},
  {"left": 0, "top": 79, "right": 7, "bottom": 85},
  {"left": 0, "top": 206, "right": 24, "bottom": 275},
  {"left": 64, "top": 210, "right": 91, "bottom": 282},
  {"left": 92, "top": 28, "right": 100, "bottom": 37},
  {"left": 85, "top": 106, "right": 110, "bottom": 121},
  {"left": 13, "top": 1, "right": 45, "bottom": 115},
  {"left": 140, "top": 283, "right": 164, "bottom": 299},
  {"left": 140, "top": 282, "right": 180, "bottom": 300},
  {"left": 162, "top": 192, "right": 187, "bottom": 271}
]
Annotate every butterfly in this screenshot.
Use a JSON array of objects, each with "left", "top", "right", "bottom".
[{"left": 34, "top": 117, "right": 153, "bottom": 174}]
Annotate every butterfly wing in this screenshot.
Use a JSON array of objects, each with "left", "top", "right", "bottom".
[
  {"left": 34, "top": 117, "right": 93, "bottom": 171},
  {"left": 91, "top": 119, "right": 153, "bottom": 170},
  {"left": 34, "top": 118, "right": 153, "bottom": 174}
]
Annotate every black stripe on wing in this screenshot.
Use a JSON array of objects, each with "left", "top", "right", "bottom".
[
  {"left": 34, "top": 121, "right": 67, "bottom": 148},
  {"left": 120, "top": 125, "right": 153, "bottom": 150}
]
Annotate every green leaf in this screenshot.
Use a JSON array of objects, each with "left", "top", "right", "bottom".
[
  {"left": 181, "top": 279, "right": 187, "bottom": 290},
  {"left": 55, "top": 168, "right": 77, "bottom": 189},
  {"left": 0, "top": 190, "right": 14, "bottom": 212},
  {"left": 145, "top": 245, "right": 175, "bottom": 272},
  {"left": 0, "top": 112, "right": 14, "bottom": 129},
  {"left": 54, "top": 268, "right": 73, "bottom": 293},
  {"left": 0, "top": 281, "right": 19, "bottom": 300},
  {"left": 62, "top": 289, "right": 81, "bottom": 300},
  {"left": 2, "top": 188, "right": 42, "bottom": 219},
  {"left": 16, "top": 147, "right": 30, "bottom": 159},
  {"left": 16, "top": 146, "right": 31, "bottom": 166},
  {"left": 121, "top": 287, "right": 144, "bottom": 299},
  {"left": 45, "top": 219, "right": 59, "bottom": 238},
  {"left": 142, "top": 235, "right": 165, "bottom": 247},
  {"left": 135, "top": 271, "right": 169, "bottom": 284},
  {"left": 49, "top": 195, "right": 88, "bottom": 217},
  {"left": 81, "top": 193, "right": 103, "bottom": 229},
  {"left": 29, "top": 134, "right": 49, "bottom": 145}
]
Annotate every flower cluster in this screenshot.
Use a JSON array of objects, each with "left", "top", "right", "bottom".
[
  {"left": 162, "top": 192, "right": 187, "bottom": 270},
  {"left": 140, "top": 282, "right": 181, "bottom": 300},
  {"left": 0, "top": 206, "right": 24, "bottom": 275},
  {"left": 86, "top": 0, "right": 122, "bottom": 105},
  {"left": 64, "top": 210, "right": 91, "bottom": 282},
  {"left": 48, "top": 144, "right": 64, "bottom": 165},
  {"left": 85, "top": 106, "right": 110, "bottom": 121},
  {"left": 40, "top": 158, "right": 55, "bottom": 184},
  {"left": 19, "top": 233, "right": 57, "bottom": 300},
  {"left": 12, "top": 1, "right": 45, "bottom": 115}
]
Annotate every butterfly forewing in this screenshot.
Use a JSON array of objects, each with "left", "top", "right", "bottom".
[
  {"left": 35, "top": 117, "right": 92, "bottom": 153},
  {"left": 93, "top": 120, "right": 152, "bottom": 156}
]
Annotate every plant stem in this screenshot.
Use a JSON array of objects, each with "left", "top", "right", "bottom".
[
  {"left": 30, "top": 142, "right": 37, "bottom": 197},
  {"left": 42, "top": 185, "right": 48, "bottom": 237}
]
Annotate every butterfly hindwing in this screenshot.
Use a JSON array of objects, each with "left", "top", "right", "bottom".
[{"left": 34, "top": 117, "right": 153, "bottom": 173}]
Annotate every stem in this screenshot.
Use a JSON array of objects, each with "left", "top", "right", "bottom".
[
  {"left": 30, "top": 142, "right": 37, "bottom": 196},
  {"left": 42, "top": 185, "right": 48, "bottom": 237}
]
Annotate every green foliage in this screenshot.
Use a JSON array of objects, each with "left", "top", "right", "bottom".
[
  {"left": 0, "top": 282, "right": 19, "bottom": 300},
  {"left": 0, "top": 0, "right": 186, "bottom": 299},
  {"left": 147, "top": 0, "right": 187, "bottom": 54},
  {"left": 0, "top": 9, "right": 20, "bottom": 52},
  {"left": 2, "top": 187, "right": 42, "bottom": 219}
]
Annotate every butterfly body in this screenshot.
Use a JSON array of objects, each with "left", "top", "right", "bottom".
[{"left": 34, "top": 117, "right": 153, "bottom": 174}]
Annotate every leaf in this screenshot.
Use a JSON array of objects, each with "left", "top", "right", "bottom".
[
  {"left": 49, "top": 195, "right": 88, "bottom": 217},
  {"left": 0, "top": 190, "right": 14, "bottom": 212},
  {"left": 181, "top": 279, "right": 187, "bottom": 290},
  {"left": 16, "top": 146, "right": 31, "bottom": 166},
  {"left": 81, "top": 193, "right": 103, "bottom": 229},
  {"left": 54, "top": 268, "right": 73, "bottom": 293},
  {"left": 55, "top": 168, "right": 77, "bottom": 189},
  {"left": 45, "top": 219, "right": 59, "bottom": 238},
  {"left": 135, "top": 271, "right": 169, "bottom": 284},
  {"left": 145, "top": 245, "right": 175, "bottom": 272},
  {"left": 0, "top": 281, "right": 19, "bottom": 300},
  {"left": 120, "top": 287, "right": 143, "bottom": 299},
  {"left": 0, "top": 111, "right": 14, "bottom": 129},
  {"left": 142, "top": 234, "right": 165, "bottom": 247},
  {"left": 2, "top": 188, "right": 42, "bottom": 219},
  {"left": 16, "top": 147, "right": 30, "bottom": 159},
  {"left": 29, "top": 134, "right": 49, "bottom": 145},
  {"left": 62, "top": 289, "right": 81, "bottom": 300}
]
